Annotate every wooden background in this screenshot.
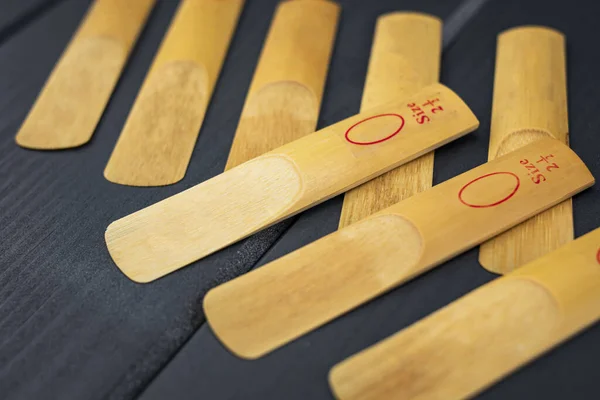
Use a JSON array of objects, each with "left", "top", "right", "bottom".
[{"left": 1, "top": 0, "right": 599, "bottom": 398}]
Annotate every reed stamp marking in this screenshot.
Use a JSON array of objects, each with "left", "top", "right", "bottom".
[
  {"left": 344, "top": 114, "right": 405, "bottom": 145},
  {"left": 458, "top": 172, "right": 520, "bottom": 208}
]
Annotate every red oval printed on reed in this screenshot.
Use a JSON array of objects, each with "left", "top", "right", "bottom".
[
  {"left": 596, "top": 248, "right": 600, "bottom": 265},
  {"left": 344, "top": 114, "right": 405, "bottom": 145},
  {"left": 458, "top": 172, "right": 521, "bottom": 208}
]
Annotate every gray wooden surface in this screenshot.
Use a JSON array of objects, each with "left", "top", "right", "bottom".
[{"left": 0, "top": 0, "right": 599, "bottom": 399}]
